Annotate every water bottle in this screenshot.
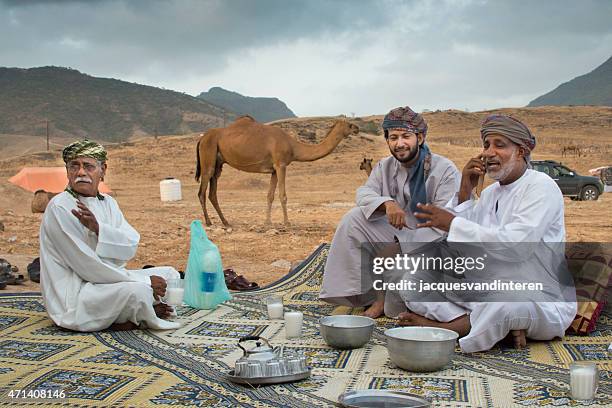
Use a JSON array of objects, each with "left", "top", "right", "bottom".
[{"left": 200, "top": 250, "right": 219, "bottom": 309}]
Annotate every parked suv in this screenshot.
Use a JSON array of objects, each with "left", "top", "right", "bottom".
[{"left": 531, "top": 160, "right": 604, "bottom": 201}]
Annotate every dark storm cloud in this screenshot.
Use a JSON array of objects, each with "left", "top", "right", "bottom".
[
  {"left": 1, "top": 0, "right": 611, "bottom": 115},
  {"left": 0, "top": 0, "right": 388, "bottom": 70}
]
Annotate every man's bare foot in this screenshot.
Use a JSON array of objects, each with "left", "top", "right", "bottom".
[
  {"left": 109, "top": 321, "right": 138, "bottom": 331},
  {"left": 397, "top": 312, "right": 471, "bottom": 337},
  {"left": 397, "top": 311, "right": 436, "bottom": 326},
  {"left": 503, "top": 329, "right": 527, "bottom": 349},
  {"left": 154, "top": 303, "right": 173, "bottom": 319},
  {"left": 362, "top": 299, "right": 385, "bottom": 319}
]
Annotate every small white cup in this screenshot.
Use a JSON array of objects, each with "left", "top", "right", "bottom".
[
  {"left": 265, "top": 295, "right": 284, "bottom": 319},
  {"left": 164, "top": 278, "right": 185, "bottom": 307},
  {"left": 284, "top": 311, "right": 303, "bottom": 339},
  {"left": 570, "top": 361, "right": 599, "bottom": 401}
]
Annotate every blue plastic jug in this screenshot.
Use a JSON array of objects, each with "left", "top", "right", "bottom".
[{"left": 184, "top": 220, "right": 231, "bottom": 309}]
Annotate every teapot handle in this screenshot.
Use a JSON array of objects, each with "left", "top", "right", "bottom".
[{"left": 237, "top": 335, "right": 272, "bottom": 355}]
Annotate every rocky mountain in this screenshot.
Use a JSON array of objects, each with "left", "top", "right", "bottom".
[
  {"left": 0, "top": 66, "right": 234, "bottom": 142},
  {"left": 197, "top": 87, "right": 296, "bottom": 123},
  {"left": 528, "top": 56, "right": 612, "bottom": 107}
]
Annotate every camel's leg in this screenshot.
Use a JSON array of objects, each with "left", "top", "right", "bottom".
[
  {"left": 208, "top": 174, "right": 231, "bottom": 228},
  {"left": 276, "top": 165, "right": 289, "bottom": 224},
  {"left": 265, "top": 171, "right": 278, "bottom": 225},
  {"left": 198, "top": 176, "right": 213, "bottom": 226},
  {"left": 197, "top": 138, "right": 218, "bottom": 226}
]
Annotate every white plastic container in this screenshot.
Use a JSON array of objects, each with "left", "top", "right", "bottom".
[
  {"left": 285, "top": 311, "right": 303, "bottom": 338},
  {"left": 160, "top": 178, "right": 182, "bottom": 201}
]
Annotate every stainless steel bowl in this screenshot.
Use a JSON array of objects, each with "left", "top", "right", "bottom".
[
  {"left": 319, "top": 315, "right": 375, "bottom": 349},
  {"left": 339, "top": 390, "right": 431, "bottom": 407},
  {"left": 384, "top": 327, "right": 458, "bottom": 372}
]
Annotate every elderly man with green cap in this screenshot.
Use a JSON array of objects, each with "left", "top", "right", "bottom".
[
  {"left": 39, "top": 140, "right": 181, "bottom": 331},
  {"left": 397, "top": 114, "right": 577, "bottom": 351},
  {"left": 319, "top": 106, "right": 460, "bottom": 318}
]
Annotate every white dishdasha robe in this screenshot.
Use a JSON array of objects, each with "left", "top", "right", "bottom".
[
  {"left": 401, "top": 169, "right": 577, "bottom": 352},
  {"left": 39, "top": 191, "right": 181, "bottom": 331}
]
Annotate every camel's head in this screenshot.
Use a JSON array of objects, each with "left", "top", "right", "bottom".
[
  {"left": 359, "top": 158, "right": 373, "bottom": 170},
  {"left": 334, "top": 120, "right": 360, "bottom": 136}
]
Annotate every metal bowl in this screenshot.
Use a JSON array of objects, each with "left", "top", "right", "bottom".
[
  {"left": 319, "top": 315, "right": 375, "bottom": 349},
  {"left": 384, "top": 327, "right": 458, "bottom": 372},
  {"left": 339, "top": 390, "right": 431, "bottom": 407}
]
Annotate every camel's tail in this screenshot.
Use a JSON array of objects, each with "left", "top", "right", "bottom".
[
  {"left": 195, "top": 139, "right": 201, "bottom": 182},
  {"left": 196, "top": 135, "right": 223, "bottom": 182}
]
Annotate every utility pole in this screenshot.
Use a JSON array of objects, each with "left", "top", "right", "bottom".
[{"left": 46, "top": 120, "right": 49, "bottom": 151}]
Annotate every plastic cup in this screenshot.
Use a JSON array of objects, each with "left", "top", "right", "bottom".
[
  {"left": 570, "top": 361, "right": 599, "bottom": 401},
  {"left": 284, "top": 311, "right": 303, "bottom": 338},
  {"left": 201, "top": 271, "right": 216, "bottom": 292},
  {"left": 164, "top": 278, "right": 185, "bottom": 307},
  {"left": 265, "top": 295, "right": 284, "bottom": 319}
]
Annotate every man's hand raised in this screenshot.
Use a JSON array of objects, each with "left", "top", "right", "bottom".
[
  {"left": 459, "top": 155, "right": 485, "bottom": 204},
  {"left": 71, "top": 200, "right": 100, "bottom": 235},
  {"left": 150, "top": 275, "right": 167, "bottom": 300},
  {"left": 414, "top": 203, "right": 455, "bottom": 232},
  {"left": 384, "top": 200, "right": 408, "bottom": 230}
]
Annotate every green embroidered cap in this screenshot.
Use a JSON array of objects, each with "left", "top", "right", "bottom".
[{"left": 62, "top": 139, "right": 107, "bottom": 163}]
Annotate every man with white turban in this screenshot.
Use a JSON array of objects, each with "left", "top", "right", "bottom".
[
  {"left": 400, "top": 114, "right": 576, "bottom": 352},
  {"left": 39, "top": 140, "right": 181, "bottom": 331},
  {"left": 320, "top": 107, "right": 460, "bottom": 318}
]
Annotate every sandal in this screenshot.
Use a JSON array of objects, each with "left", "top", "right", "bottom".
[
  {"left": 227, "top": 275, "right": 260, "bottom": 291},
  {"left": 224, "top": 268, "right": 238, "bottom": 282},
  {"left": 5, "top": 274, "right": 24, "bottom": 285},
  {"left": 27, "top": 258, "right": 40, "bottom": 283},
  {"left": 0, "top": 258, "right": 23, "bottom": 285},
  {"left": 224, "top": 268, "right": 259, "bottom": 291}
]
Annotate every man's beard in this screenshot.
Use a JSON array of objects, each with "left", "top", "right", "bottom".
[
  {"left": 487, "top": 150, "right": 518, "bottom": 181},
  {"left": 391, "top": 143, "right": 419, "bottom": 164}
]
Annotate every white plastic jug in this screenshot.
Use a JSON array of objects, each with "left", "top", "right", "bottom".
[{"left": 160, "top": 178, "right": 182, "bottom": 201}]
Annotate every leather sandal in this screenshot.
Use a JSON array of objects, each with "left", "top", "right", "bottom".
[
  {"left": 27, "top": 258, "right": 40, "bottom": 283},
  {"left": 5, "top": 273, "right": 24, "bottom": 285},
  {"left": 227, "top": 275, "right": 260, "bottom": 291},
  {"left": 224, "top": 268, "right": 259, "bottom": 291},
  {"left": 224, "top": 268, "right": 238, "bottom": 282}
]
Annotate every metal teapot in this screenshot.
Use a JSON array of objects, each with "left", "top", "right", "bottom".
[
  {"left": 238, "top": 336, "right": 278, "bottom": 362},
  {"left": 230, "top": 335, "right": 310, "bottom": 384}
]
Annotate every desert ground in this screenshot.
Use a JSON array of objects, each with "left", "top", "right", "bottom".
[{"left": 1, "top": 106, "right": 611, "bottom": 293}]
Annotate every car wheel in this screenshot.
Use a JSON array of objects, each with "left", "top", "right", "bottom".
[{"left": 580, "top": 185, "right": 599, "bottom": 201}]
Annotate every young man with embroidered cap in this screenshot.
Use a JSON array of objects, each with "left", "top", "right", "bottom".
[
  {"left": 320, "top": 106, "right": 460, "bottom": 318},
  {"left": 39, "top": 140, "right": 181, "bottom": 331},
  {"left": 403, "top": 114, "right": 577, "bottom": 351}
]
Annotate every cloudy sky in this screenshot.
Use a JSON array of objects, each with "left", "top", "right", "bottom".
[{"left": 2, "top": 0, "right": 611, "bottom": 116}]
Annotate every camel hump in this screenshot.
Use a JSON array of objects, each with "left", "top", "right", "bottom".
[{"left": 234, "top": 115, "right": 257, "bottom": 123}]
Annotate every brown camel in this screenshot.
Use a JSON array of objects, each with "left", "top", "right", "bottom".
[
  {"left": 359, "top": 158, "right": 373, "bottom": 177},
  {"left": 562, "top": 145, "right": 581, "bottom": 157},
  {"left": 195, "top": 116, "right": 360, "bottom": 226}
]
